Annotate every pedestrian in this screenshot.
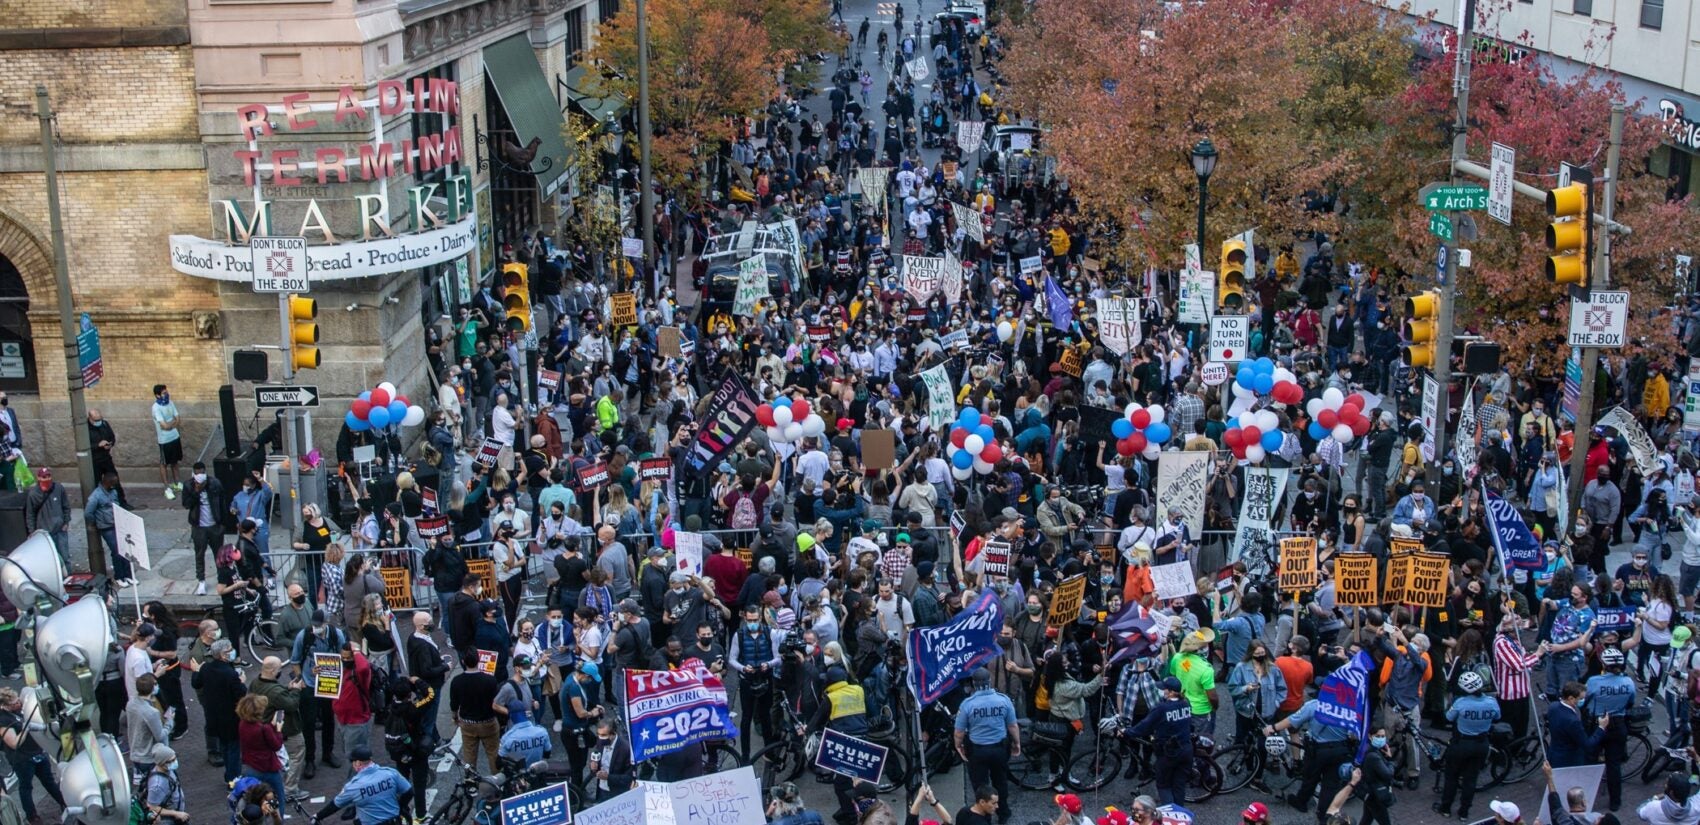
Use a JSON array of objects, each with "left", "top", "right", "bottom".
[
  {"left": 1434, "top": 669, "right": 1501, "bottom": 820},
  {"left": 86, "top": 408, "right": 128, "bottom": 508},
  {"left": 249, "top": 656, "right": 307, "bottom": 802},
  {"left": 83, "top": 470, "right": 134, "bottom": 587},
  {"left": 141, "top": 745, "right": 187, "bottom": 825},
  {"left": 1264, "top": 692, "right": 1355, "bottom": 822},
  {"left": 191, "top": 638, "right": 246, "bottom": 783},
  {"left": 152, "top": 383, "right": 183, "bottom": 500},
  {"left": 1129, "top": 676, "right": 1193, "bottom": 805},
  {"left": 332, "top": 639, "right": 375, "bottom": 773},
  {"left": 0, "top": 687, "right": 63, "bottom": 825},
  {"left": 1585, "top": 646, "right": 1636, "bottom": 811},
  {"left": 125, "top": 673, "right": 168, "bottom": 786},
  {"left": 288, "top": 608, "right": 345, "bottom": 779},
  {"left": 309, "top": 747, "right": 411, "bottom": 825},
  {"left": 450, "top": 649, "right": 502, "bottom": 772},
  {"left": 21, "top": 467, "right": 68, "bottom": 563},
  {"left": 183, "top": 461, "right": 226, "bottom": 595},
  {"left": 237, "top": 693, "right": 286, "bottom": 801}
]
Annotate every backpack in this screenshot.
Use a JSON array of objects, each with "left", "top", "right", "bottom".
[
  {"left": 368, "top": 664, "right": 392, "bottom": 723},
  {"left": 729, "top": 492, "right": 760, "bottom": 530}
]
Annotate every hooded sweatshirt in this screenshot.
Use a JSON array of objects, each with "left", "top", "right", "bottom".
[{"left": 1639, "top": 796, "right": 1700, "bottom": 825}]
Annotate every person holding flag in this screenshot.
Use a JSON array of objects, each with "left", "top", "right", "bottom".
[{"left": 1264, "top": 649, "right": 1371, "bottom": 824}]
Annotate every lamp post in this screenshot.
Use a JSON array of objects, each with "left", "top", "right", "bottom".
[{"left": 1190, "top": 138, "right": 1218, "bottom": 258}]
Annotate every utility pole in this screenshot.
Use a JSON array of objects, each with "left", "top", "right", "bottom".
[
  {"left": 35, "top": 87, "right": 104, "bottom": 577},
  {"left": 1428, "top": 0, "right": 1475, "bottom": 490},
  {"left": 636, "top": 0, "right": 656, "bottom": 296},
  {"left": 1565, "top": 103, "right": 1626, "bottom": 517}
]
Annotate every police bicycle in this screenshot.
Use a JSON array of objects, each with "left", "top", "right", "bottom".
[
  {"left": 424, "top": 743, "right": 587, "bottom": 825},
  {"left": 1063, "top": 718, "right": 1224, "bottom": 802},
  {"left": 1213, "top": 725, "right": 1306, "bottom": 796}
]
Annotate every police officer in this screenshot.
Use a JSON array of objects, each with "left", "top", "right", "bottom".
[
  {"left": 1129, "top": 676, "right": 1192, "bottom": 805},
  {"left": 954, "top": 668, "right": 1019, "bottom": 825},
  {"left": 1264, "top": 693, "right": 1355, "bottom": 823},
  {"left": 1434, "top": 669, "right": 1501, "bottom": 820},
  {"left": 811, "top": 666, "right": 870, "bottom": 824},
  {"left": 497, "top": 703, "right": 552, "bottom": 767},
  {"left": 313, "top": 747, "right": 412, "bottom": 825},
  {"left": 1586, "top": 646, "right": 1637, "bottom": 812}
]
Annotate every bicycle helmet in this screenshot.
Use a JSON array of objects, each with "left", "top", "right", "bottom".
[
  {"left": 1264, "top": 735, "right": 1289, "bottom": 757},
  {"left": 1601, "top": 646, "right": 1627, "bottom": 669},
  {"left": 1099, "top": 715, "right": 1124, "bottom": 735},
  {"left": 1457, "top": 669, "right": 1485, "bottom": 695}
]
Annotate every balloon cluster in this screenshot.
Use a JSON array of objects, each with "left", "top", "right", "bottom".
[
  {"left": 346, "top": 382, "right": 425, "bottom": 432},
  {"left": 1232, "top": 358, "right": 1303, "bottom": 406},
  {"left": 1110, "top": 402, "right": 1171, "bottom": 460},
  {"left": 1306, "top": 389, "right": 1373, "bottom": 444},
  {"left": 1222, "top": 408, "right": 1284, "bottom": 464},
  {"left": 756, "top": 395, "right": 825, "bottom": 444},
  {"left": 946, "top": 408, "right": 1002, "bottom": 480}
]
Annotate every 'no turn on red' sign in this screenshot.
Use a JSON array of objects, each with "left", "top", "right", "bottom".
[
  {"left": 1208, "top": 315, "right": 1249, "bottom": 363},
  {"left": 1568, "top": 290, "right": 1629, "bottom": 348}
]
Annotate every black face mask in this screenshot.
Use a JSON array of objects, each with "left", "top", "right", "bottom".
[
  {"left": 290, "top": 596, "right": 306, "bottom": 606},
  {"left": 697, "top": 637, "right": 713, "bottom": 645}
]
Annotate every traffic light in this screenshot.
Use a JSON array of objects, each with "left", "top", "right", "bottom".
[
  {"left": 287, "top": 295, "right": 319, "bottom": 370},
  {"left": 502, "top": 262, "right": 531, "bottom": 332},
  {"left": 1545, "top": 179, "right": 1590, "bottom": 286},
  {"left": 1402, "top": 290, "right": 1438, "bottom": 369},
  {"left": 1219, "top": 239, "right": 1247, "bottom": 310}
]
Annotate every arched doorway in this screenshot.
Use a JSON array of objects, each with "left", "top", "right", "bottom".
[{"left": 0, "top": 256, "right": 36, "bottom": 394}]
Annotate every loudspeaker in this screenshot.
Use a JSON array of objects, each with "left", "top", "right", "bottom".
[
  {"left": 0, "top": 492, "right": 28, "bottom": 560},
  {"left": 232, "top": 350, "right": 268, "bottom": 382},
  {"left": 366, "top": 465, "right": 442, "bottom": 511},
  {"left": 218, "top": 385, "right": 242, "bottom": 457}
]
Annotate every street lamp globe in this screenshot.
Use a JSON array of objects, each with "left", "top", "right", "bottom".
[{"left": 1191, "top": 138, "right": 1218, "bottom": 181}]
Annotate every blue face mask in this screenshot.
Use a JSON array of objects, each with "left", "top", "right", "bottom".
[
  {"left": 746, "top": 621, "right": 761, "bottom": 632},
  {"left": 156, "top": 394, "right": 170, "bottom": 405},
  {"left": 778, "top": 584, "right": 791, "bottom": 596},
  {"left": 1370, "top": 736, "right": 1388, "bottom": 749}
]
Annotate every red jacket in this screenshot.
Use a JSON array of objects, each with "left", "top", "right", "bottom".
[
  {"left": 238, "top": 720, "right": 284, "bottom": 773},
  {"left": 332, "top": 652, "right": 373, "bottom": 725}
]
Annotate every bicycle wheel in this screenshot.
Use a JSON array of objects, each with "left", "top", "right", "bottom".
[
  {"left": 429, "top": 790, "right": 472, "bottom": 825},
  {"left": 705, "top": 741, "right": 746, "bottom": 773},
  {"left": 877, "top": 743, "right": 908, "bottom": 794},
  {"left": 1012, "top": 745, "right": 1064, "bottom": 791},
  {"left": 1623, "top": 734, "right": 1653, "bottom": 781},
  {"left": 1212, "top": 744, "right": 1258, "bottom": 795},
  {"left": 247, "top": 620, "right": 281, "bottom": 654},
  {"left": 1498, "top": 735, "right": 1543, "bottom": 786},
  {"left": 1065, "top": 745, "right": 1123, "bottom": 792},
  {"left": 1184, "top": 754, "right": 1223, "bottom": 803}
]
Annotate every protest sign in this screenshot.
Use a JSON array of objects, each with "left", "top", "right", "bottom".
[
  {"left": 477, "top": 649, "right": 499, "bottom": 675},
  {"left": 815, "top": 729, "right": 889, "bottom": 784},
  {"left": 1059, "top": 347, "right": 1083, "bottom": 377},
  {"left": 907, "top": 590, "right": 1004, "bottom": 703},
  {"left": 1278, "top": 537, "right": 1319, "bottom": 593},
  {"left": 577, "top": 462, "right": 610, "bottom": 489},
  {"left": 1019, "top": 255, "right": 1043, "bottom": 276},
  {"left": 574, "top": 788, "right": 642, "bottom": 825},
  {"left": 1594, "top": 607, "right": 1636, "bottom": 634},
  {"left": 1048, "top": 574, "right": 1088, "bottom": 628},
  {"left": 421, "top": 486, "right": 438, "bottom": 515},
  {"left": 1231, "top": 468, "right": 1289, "bottom": 566},
  {"left": 943, "top": 251, "right": 965, "bottom": 303},
  {"left": 416, "top": 515, "right": 450, "bottom": 538},
  {"left": 1598, "top": 406, "right": 1662, "bottom": 480},
  {"left": 906, "top": 56, "right": 930, "bottom": 81},
  {"left": 639, "top": 458, "right": 673, "bottom": 481},
  {"left": 1150, "top": 560, "right": 1196, "bottom": 602},
  {"left": 1537, "top": 765, "right": 1603, "bottom": 825},
  {"left": 1406, "top": 553, "right": 1452, "bottom": 608},
  {"left": 537, "top": 369, "right": 561, "bottom": 391},
  {"left": 1177, "top": 269, "right": 1215, "bottom": 325},
  {"left": 919, "top": 363, "right": 955, "bottom": 434},
  {"left": 1383, "top": 541, "right": 1420, "bottom": 604},
  {"left": 658, "top": 326, "right": 683, "bottom": 359},
  {"left": 674, "top": 531, "right": 704, "bottom": 576},
  {"left": 856, "top": 168, "right": 888, "bottom": 210},
  {"left": 1484, "top": 488, "right": 1541, "bottom": 570},
  {"left": 957, "top": 120, "right": 986, "bottom": 152},
  {"left": 625, "top": 662, "right": 739, "bottom": 762},
  {"left": 981, "top": 539, "right": 1012, "bottom": 578},
  {"left": 1096, "top": 296, "right": 1140, "bottom": 356},
  {"left": 902, "top": 255, "right": 946, "bottom": 302},
  {"left": 499, "top": 782, "right": 572, "bottom": 825},
  {"left": 1157, "top": 451, "right": 1211, "bottom": 540},
  {"left": 466, "top": 558, "right": 497, "bottom": 599},
  {"left": 807, "top": 325, "right": 832, "bottom": 344},
  {"left": 114, "top": 505, "right": 150, "bottom": 571},
  {"left": 312, "top": 653, "right": 343, "bottom": 699},
  {"left": 474, "top": 437, "right": 505, "bottom": 468},
  {"left": 1334, "top": 553, "right": 1379, "bottom": 607},
  {"left": 732, "top": 255, "right": 768, "bottom": 317},
  {"left": 380, "top": 567, "right": 414, "bottom": 609},
  {"left": 768, "top": 218, "right": 806, "bottom": 274},
  {"left": 953, "top": 202, "right": 984, "bottom": 244},
  {"left": 950, "top": 510, "right": 967, "bottom": 544},
  {"left": 639, "top": 766, "right": 765, "bottom": 825},
  {"left": 940, "top": 329, "right": 969, "bottom": 351},
  {"left": 861, "top": 429, "right": 896, "bottom": 470},
  {"left": 610, "top": 292, "right": 638, "bottom": 327},
  {"left": 682, "top": 372, "right": 761, "bottom": 475}
]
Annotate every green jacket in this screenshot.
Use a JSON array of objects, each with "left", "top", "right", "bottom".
[{"left": 248, "top": 675, "right": 303, "bottom": 738}]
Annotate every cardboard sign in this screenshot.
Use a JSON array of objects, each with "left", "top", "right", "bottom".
[
  {"left": 416, "top": 515, "right": 450, "bottom": 538},
  {"left": 1048, "top": 573, "right": 1088, "bottom": 628},
  {"left": 950, "top": 510, "right": 967, "bottom": 544},
  {"left": 940, "top": 329, "right": 969, "bottom": 351},
  {"left": 658, "top": 326, "right": 683, "bottom": 359},
  {"left": 477, "top": 649, "right": 499, "bottom": 675},
  {"left": 639, "top": 457, "right": 673, "bottom": 481},
  {"left": 610, "top": 292, "right": 638, "bottom": 327},
  {"left": 861, "top": 429, "right": 896, "bottom": 470},
  {"left": 902, "top": 255, "right": 947, "bottom": 303},
  {"left": 1407, "top": 553, "right": 1452, "bottom": 608},
  {"left": 638, "top": 765, "right": 765, "bottom": 825},
  {"left": 807, "top": 325, "right": 833, "bottom": 344},
  {"left": 942, "top": 160, "right": 958, "bottom": 179},
  {"left": 815, "top": 728, "right": 889, "bottom": 784},
  {"left": 500, "top": 781, "right": 572, "bottom": 825},
  {"left": 981, "top": 539, "right": 1012, "bottom": 578},
  {"left": 1019, "top": 255, "right": 1044, "bottom": 276},
  {"left": 577, "top": 461, "right": 610, "bottom": 489},
  {"left": 1150, "top": 560, "right": 1197, "bottom": 602},
  {"left": 466, "top": 558, "right": 498, "bottom": 599},
  {"left": 1278, "top": 537, "right": 1318, "bottom": 593},
  {"left": 1384, "top": 542, "right": 1420, "bottom": 605},
  {"left": 380, "top": 566, "right": 414, "bottom": 609},
  {"left": 622, "top": 237, "right": 644, "bottom": 258},
  {"left": 421, "top": 486, "right": 438, "bottom": 515},
  {"left": 1334, "top": 553, "right": 1379, "bottom": 607},
  {"left": 674, "top": 531, "right": 703, "bottom": 576},
  {"left": 1059, "top": 347, "right": 1083, "bottom": 377},
  {"left": 956, "top": 120, "right": 986, "bottom": 152},
  {"left": 733, "top": 255, "right": 769, "bottom": 316},
  {"left": 312, "top": 652, "right": 343, "bottom": 699},
  {"left": 474, "top": 437, "right": 505, "bottom": 469},
  {"left": 537, "top": 369, "right": 561, "bottom": 390}
]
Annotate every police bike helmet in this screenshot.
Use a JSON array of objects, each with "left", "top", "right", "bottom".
[
  {"left": 1456, "top": 669, "right": 1486, "bottom": 695},
  {"left": 1600, "top": 646, "right": 1627, "bottom": 669}
]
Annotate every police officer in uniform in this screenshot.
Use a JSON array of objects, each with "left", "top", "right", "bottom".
[
  {"left": 1434, "top": 669, "right": 1501, "bottom": 820},
  {"left": 497, "top": 703, "right": 552, "bottom": 766},
  {"left": 1129, "top": 676, "right": 1192, "bottom": 805},
  {"left": 954, "top": 668, "right": 1019, "bottom": 824},
  {"left": 1265, "top": 693, "right": 1355, "bottom": 823},
  {"left": 313, "top": 747, "right": 412, "bottom": 825},
  {"left": 729, "top": 603, "right": 780, "bottom": 756},
  {"left": 811, "top": 665, "right": 870, "bottom": 824},
  {"left": 1586, "top": 646, "right": 1637, "bottom": 812}
]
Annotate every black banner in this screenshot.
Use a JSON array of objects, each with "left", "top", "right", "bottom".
[
  {"left": 682, "top": 372, "right": 762, "bottom": 477},
  {"left": 1079, "top": 406, "right": 1122, "bottom": 445}
]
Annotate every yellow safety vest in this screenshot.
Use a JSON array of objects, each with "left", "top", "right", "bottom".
[{"left": 826, "top": 681, "right": 867, "bottom": 720}]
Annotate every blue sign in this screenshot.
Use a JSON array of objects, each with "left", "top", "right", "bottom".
[
  {"left": 500, "top": 782, "right": 572, "bottom": 825},
  {"left": 907, "top": 590, "right": 1004, "bottom": 704},
  {"left": 624, "top": 662, "right": 739, "bottom": 762},
  {"left": 814, "top": 728, "right": 889, "bottom": 784},
  {"left": 1594, "top": 607, "right": 1635, "bottom": 634},
  {"left": 1436, "top": 246, "right": 1449, "bottom": 285},
  {"left": 1484, "top": 488, "right": 1541, "bottom": 570},
  {"left": 76, "top": 313, "right": 101, "bottom": 389}
]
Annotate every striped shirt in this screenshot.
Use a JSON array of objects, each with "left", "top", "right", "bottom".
[{"left": 1493, "top": 631, "right": 1541, "bottom": 701}]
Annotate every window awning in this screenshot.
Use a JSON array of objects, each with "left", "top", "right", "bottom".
[
  {"left": 483, "top": 34, "right": 573, "bottom": 197},
  {"left": 561, "top": 65, "right": 630, "bottom": 126}
]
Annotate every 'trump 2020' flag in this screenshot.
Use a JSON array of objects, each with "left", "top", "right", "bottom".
[
  {"left": 1484, "top": 486, "right": 1541, "bottom": 571},
  {"left": 1316, "top": 649, "right": 1373, "bottom": 758},
  {"left": 907, "top": 589, "right": 1004, "bottom": 704},
  {"left": 682, "top": 372, "right": 761, "bottom": 477},
  {"left": 624, "top": 659, "right": 738, "bottom": 762},
  {"left": 1043, "top": 275, "right": 1074, "bottom": 330}
]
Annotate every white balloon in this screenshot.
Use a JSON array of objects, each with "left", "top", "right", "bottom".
[
  {"left": 1142, "top": 444, "right": 1162, "bottom": 461},
  {"left": 773, "top": 406, "right": 795, "bottom": 427},
  {"left": 1332, "top": 423, "right": 1355, "bottom": 443},
  {"left": 953, "top": 465, "right": 974, "bottom": 480},
  {"left": 973, "top": 457, "right": 994, "bottom": 474},
  {"left": 766, "top": 425, "right": 785, "bottom": 443},
  {"left": 1147, "top": 406, "right": 1166, "bottom": 425},
  {"left": 1233, "top": 383, "right": 1255, "bottom": 397},
  {"left": 377, "top": 381, "right": 397, "bottom": 397},
  {"left": 946, "top": 442, "right": 958, "bottom": 457},
  {"left": 964, "top": 434, "right": 985, "bottom": 454},
  {"left": 1245, "top": 445, "right": 1267, "bottom": 464},
  {"left": 1306, "top": 398, "right": 1325, "bottom": 419},
  {"left": 1273, "top": 368, "right": 1296, "bottom": 384},
  {"left": 783, "top": 421, "right": 804, "bottom": 442},
  {"left": 997, "top": 321, "right": 1014, "bottom": 342},
  {"left": 401, "top": 405, "right": 426, "bottom": 427},
  {"left": 1256, "top": 411, "right": 1279, "bottom": 433},
  {"left": 1322, "top": 388, "right": 1345, "bottom": 408},
  {"left": 801, "top": 415, "right": 826, "bottom": 438}
]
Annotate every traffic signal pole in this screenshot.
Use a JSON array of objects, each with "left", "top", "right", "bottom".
[
  {"left": 1428, "top": 0, "right": 1475, "bottom": 491},
  {"left": 278, "top": 293, "right": 302, "bottom": 538},
  {"left": 1563, "top": 104, "right": 1625, "bottom": 517}
]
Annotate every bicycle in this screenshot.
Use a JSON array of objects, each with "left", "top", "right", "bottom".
[
  {"left": 1483, "top": 726, "right": 1543, "bottom": 789},
  {"left": 1063, "top": 720, "right": 1223, "bottom": 803},
  {"left": 1214, "top": 728, "right": 1306, "bottom": 797},
  {"left": 230, "top": 587, "right": 283, "bottom": 657}
]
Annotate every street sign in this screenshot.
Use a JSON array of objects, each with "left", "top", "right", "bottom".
[
  {"left": 1421, "top": 375, "right": 1439, "bottom": 462},
  {"left": 1436, "top": 246, "right": 1450, "bottom": 285},
  {"left": 76, "top": 312, "right": 102, "bottom": 389},
  {"left": 1421, "top": 184, "right": 1489, "bottom": 211},
  {"left": 1207, "top": 315, "right": 1249, "bottom": 362},
  {"left": 1489, "top": 143, "right": 1515, "bottom": 226},
  {"left": 249, "top": 236, "right": 309, "bottom": 293},
  {"left": 1568, "top": 290, "right": 1629, "bottom": 348},
  {"left": 1685, "top": 360, "right": 1700, "bottom": 433},
  {"left": 255, "top": 385, "right": 321, "bottom": 408},
  {"left": 1429, "top": 213, "right": 1454, "bottom": 241}
]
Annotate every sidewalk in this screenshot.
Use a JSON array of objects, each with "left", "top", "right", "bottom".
[{"left": 61, "top": 481, "right": 235, "bottom": 619}]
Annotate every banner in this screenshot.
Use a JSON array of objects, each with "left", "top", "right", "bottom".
[
  {"left": 907, "top": 589, "right": 1004, "bottom": 704},
  {"left": 943, "top": 250, "right": 965, "bottom": 304},
  {"left": 1484, "top": 487, "right": 1541, "bottom": 570},
  {"left": 1043, "top": 275, "right": 1074, "bottom": 329},
  {"left": 952, "top": 202, "right": 983, "bottom": 244},
  {"left": 856, "top": 168, "right": 888, "bottom": 211},
  {"left": 905, "top": 56, "right": 930, "bottom": 82},
  {"left": 1315, "top": 649, "right": 1373, "bottom": 748},
  {"left": 1406, "top": 553, "right": 1451, "bottom": 608},
  {"left": 732, "top": 254, "right": 768, "bottom": 317},
  {"left": 902, "top": 255, "right": 946, "bottom": 302},
  {"left": 1096, "top": 296, "right": 1140, "bottom": 356},
  {"left": 639, "top": 766, "right": 765, "bottom": 825},
  {"left": 625, "top": 661, "right": 738, "bottom": 762},
  {"left": 313, "top": 652, "right": 343, "bottom": 699},
  {"left": 1157, "top": 451, "right": 1212, "bottom": 541},
  {"left": 1048, "top": 573, "right": 1088, "bottom": 628},
  {"left": 919, "top": 364, "right": 955, "bottom": 434},
  {"left": 1598, "top": 406, "right": 1662, "bottom": 480},
  {"left": 1150, "top": 560, "right": 1196, "bottom": 602},
  {"left": 682, "top": 372, "right": 762, "bottom": 476},
  {"left": 768, "top": 218, "right": 807, "bottom": 275},
  {"left": 1334, "top": 553, "right": 1379, "bottom": 607},
  {"left": 814, "top": 729, "right": 889, "bottom": 784},
  {"left": 1384, "top": 540, "right": 1421, "bottom": 604},
  {"left": 477, "top": 649, "right": 499, "bottom": 675},
  {"left": 500, "top": 782, "right": 572, "bottom": 825},
  {"left": 1231, "top": 468, "right": 1289, "bottom": 565},
  {"left": 956, "top": 120, "right": 986, "bottom": 152},
  {"left": 1456, "top": 380, "right": 1479, "bottom": 476},
  {"left": 1278, "top": 537, "right": 1318, "bottom": 593}
]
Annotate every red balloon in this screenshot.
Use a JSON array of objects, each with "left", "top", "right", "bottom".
[
  {"left": 1351, "top": 417, "right": 1372, "bottom": 437},
  {"left": 981, "top": 443, "right": 1004, "bottom": 464},
  {"left": 1127, "top": 432, "right": 1148, "bottom": 454},
  {"left": 1241, "top": 425, "right": 1262, "bottom": 445},
  {"left": 1224, "top": 428, "right": 1244, "bottom": 448},
  {"left": 1346, "top": 393, "right": 1367, "bottom": 410},
  {"left": 1318, "top": 409, "right": 1339, "bottom": 429},
  {"left": 1283, "top": 383, "right": 1305, "bottom": 405},
  {"left": 1232, "top": 444, "right": 1248, "bottom": 460},
  {"left": 369, "top": 388, "right": 391, "bottom": 408},
  {"left": 1131, "top": 409, "right": 1152, "bottom": 429},
  {"left": 351, "top": 399, "right": 372, "bottom": 420},
  {"left": 1117, "top": 437, "right": 1138, "bottom": 457},
  {"left": 756, "top": 404, "right": 776, "bottom": 427},
  {"left": 951, "top": 428, "right": 969, "bottom": 448},
  {"left": 791, "top": 399, "right": 811, "bottom": 421},
  {"left": 1340, "top": 402, "right": 1362, "bottom": 420}
]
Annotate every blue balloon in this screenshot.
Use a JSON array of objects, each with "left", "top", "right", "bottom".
[
  {"left": 1261, "top": 430, "right": 1284, "bottom": 452},
  {"left": 1227, "top": 416, "right": 1240, "bottom": 429},
  {"left": 952, "top": 448, "right": 974, "bottom": 469},
  {"left": 974, "top": 424, "right": 995, "bottom": 444},
  {"left": 367, "top": 405, "right": 391, "bottom": 429},
  {"left": 772, "top": 396, "right": 792, "bottom": 408},
  {"left": 1254, "top": 374, "right": 1275, "bottom": 394},
  {"left": 1111, "top": 418, "right": 1135, "bottom": 439},
  {"left": 358, "top": 391, "right": 372, "bottom": 402},
  {"left": 388, "top": 400, "right": 406, "bottom": 421},
  {"left": 345, "top": 411, "right": 369, "bottom": 432},
  {"left": 1308, "top": 422, "right": 1329, "bottom": 441},
  {"left": 1146, "top": 422, "right": 1172, "bottom": 445},
  {"left": 959, "top": 408, "right": 981, "bottom": 428},
  {"left": 1235, "top": 371, "right": 1254, "bottom": 389},
  {"left": 1255, "top": 357, "right": 1275, "bottom": 373}
]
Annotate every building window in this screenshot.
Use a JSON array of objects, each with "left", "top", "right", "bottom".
[
  {"left": 1641, "top": 0, "right": 1663, "bottom": 29},
  {"left": 0, "top": 258, "right": 37, "bottom": 394},
  {"left": 566, "top": 6, "right": 586, "bottom": 67},
  {"left": 599, "top": 0, "right": 620, "bottom": 23},
  {"left": 409, "top": 62, "right": 460, "bottom": 187},
  {"left": 1571, "top": 0, "right": 1591, "bottom": 15}
]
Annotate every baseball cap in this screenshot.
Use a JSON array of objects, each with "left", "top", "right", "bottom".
[
  {"left": 1242, "top": 802, "right": 1269, "bottom": 822},
  {"left": 349, "top": 746, "right": 375, "bottom": 763},
  {"left": 135, "top": 623, "right": 157, "bottom": 639},
  {"left": 1055, "top": 794, "right": 1083, "bottom": 814},
  {"left": 1488, "top": 800, "right": 1520, "bottom": 822},
  {"left": 1161, "top": 676, "right": 1183, "bottom": 693},
  {"left": 512, "top": 654, "right": 536, "bottom": 670},
  {"left": 971, "top": 667, "right": 992, "bottom": 685}
]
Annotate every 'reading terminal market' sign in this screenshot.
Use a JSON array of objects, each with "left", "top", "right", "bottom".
[{"left": 169, "top": 80, "right": 478, "bottom": 282}]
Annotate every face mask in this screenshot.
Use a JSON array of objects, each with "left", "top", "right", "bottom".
[
  {"left": 598, "top": 737, "right": 613, "bottom": 747},
  {"left": 746, "top": 621, "right": 762, "bottom": 632},
  {"left": 211, "top": 629, "right": 223, "bottom": 641},
  {"left": 1254, "top": 652, "right": 1268, "bottom": 660},
  {"left": 1100, "top": 575, "right": 1115, "bottom": 585},
  {"left": 1545, "top": 551, "right": 1557, "bottom": 562},
  {"left": 520, "top": 667, "right": 537, "bottom": 679},
  {"left": 778, "top": 584, "right": 791, "bottom": 596},
  {"left": 673, "top": 586, "right": 687, "bottom": 594},
  {"left": 1027, "top": 604, "right": 1042, "bottom": 615},
  {"left": 290, "top": 595, "right": 306, "bottom": 606},
  {"left": 550, "top": 619, "right": 564, "bottom": 630},
  {"left": 698, "top": 636, "right": 713, "bottom": 645},
  {"left": 1305, "top": 491, "right": 1318, "bottom": 499},
  {"left": 314, "top": 626, "right": 327, "bottom": 638},
  {"left": 226, "top": 650, "right": 239, "bottom": 662},
  {"left": 156, "top": 394, "right": 170, "bottom": 405},
  {"left": 1443, "top": 467, "right": 1454, "bottom": 476},
  {"left": 193, "top": 473, "right": 207, "bottom": 484},
  {"left": 167, "top": 760, "right": 180, "bottom": 772},
  {"left": 1370, "top": 736, "right": 1388, "bottom": 749},
  {"left": 999, "top": 636, "right": 1014, "bottom": 648},
  {"left": 1575, "top": 526, "right": 1588, "bottom": 536},
  {"left": 503, "top": 502, "right": 515, "bottom": 511}
]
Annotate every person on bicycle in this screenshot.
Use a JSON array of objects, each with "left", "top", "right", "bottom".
[
  {"left": 497, "top": 701, "right": 551, "bottom": 766},
  {"left": 1128, "top": 676, "right": 1191, "bottom": 806},
  {"left": 1434, "top": 669, "right": 1501, "bottom": 821},
  {"left": 811, "top": 665, "right": 869, "bottom": 823},
  {"left": 1264, "top": 691, "right": 1355, "bottom": 820},
  {"left": 1585, "top": 645, "right": 1637, "bottom": 812},
  {"left": 311, "top": 747, "right": 411, "bottom": 825}
]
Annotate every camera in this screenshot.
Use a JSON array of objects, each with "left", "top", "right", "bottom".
[{"left": 778, "top": 633, "right": 808, "bottom": 659}]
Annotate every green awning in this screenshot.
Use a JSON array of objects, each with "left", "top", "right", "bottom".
[
  {"left": 483, "top": 34, "right": 572, "bottom": 197},
  {"left": 562, "top": 65, "right": 630, "bottom": 126}
]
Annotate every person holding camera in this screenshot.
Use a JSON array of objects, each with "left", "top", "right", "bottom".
[{"left": 730, "top": 602, "right": 781, "bottom": 755}]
